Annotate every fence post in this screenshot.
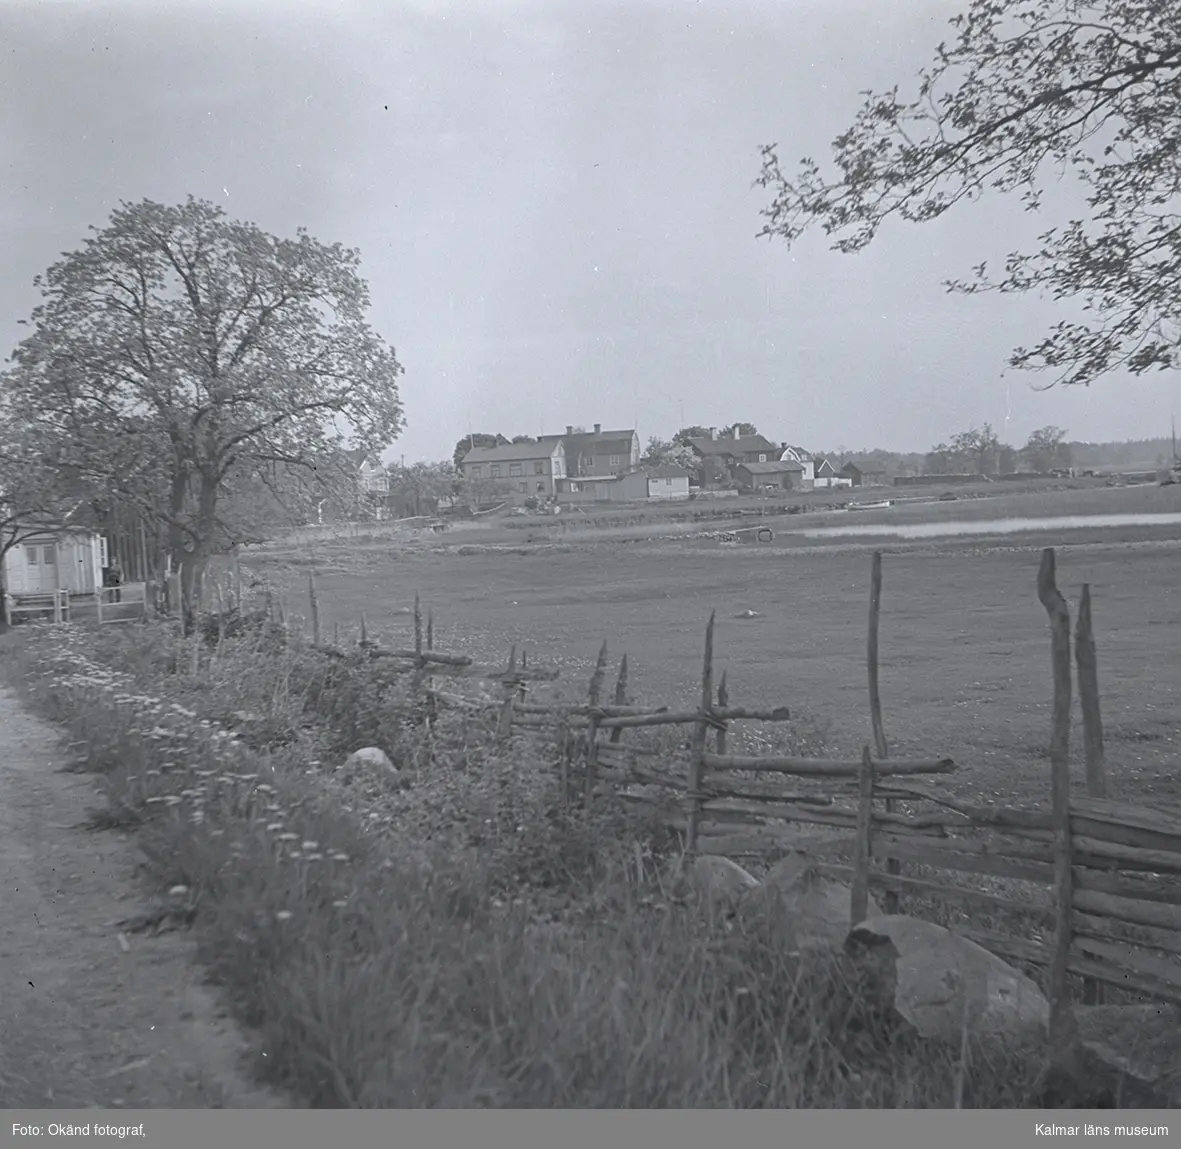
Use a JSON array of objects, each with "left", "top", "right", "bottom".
[
  {"left": 1038, "top": 547, "right": 1079, "bottom": 1063},
  {"left": 868, "top": 550, "right": 900, "bottom": 912},
  {"left": 496, "top": 645, "right": 516, "bottom": 748},
  {"left": 715, "top": 671, "right": 729, "bottom": 757},
  {"left": 851, "top": 745, "right": 875, "bottom": 925},
  {"left": 1075, "top": 582, "right": 1107, "bottom": 1005},
  {"left": 583, "top": 641, "right": 609, "bottom": 805},
  {"left": 609, "top": 655, "right": 629, "bottom": 745},
  {"left": 685, "top": 611, "right": 715, "bottom": 857},
  {"left": 309, "top": 571, "right": 321, "bottom": 645}
]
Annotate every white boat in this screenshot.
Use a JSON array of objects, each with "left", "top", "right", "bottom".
[{"left": 846, "top": 499, "right": 893, "bottom": 511}]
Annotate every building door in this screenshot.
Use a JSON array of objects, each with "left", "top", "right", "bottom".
[{"left": 25, "top": 543, "right": 59, "bottom": 592}]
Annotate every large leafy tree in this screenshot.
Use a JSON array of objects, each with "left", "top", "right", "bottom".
[
  {"left": 3, "top": 197, "right": 404, "bottom": 612},
  {"left": 757, "top": 1, "right": 1181, "bottom": 388}
]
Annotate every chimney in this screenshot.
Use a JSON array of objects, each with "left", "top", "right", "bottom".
[
  {"left": 593, "top": 423, "right": 601, "bottom": 434},
  {"left": 566, "top": 425, "right": 573, "bottom": 436},
  {"left": 733, "top": 426, "right": 742, "bottom": 441},
  {"left": 710, "top": 427, "right": 718, "bottom": 441}
]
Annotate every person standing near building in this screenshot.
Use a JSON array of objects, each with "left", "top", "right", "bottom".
[{"left": 106, "top": 555, "right": 124, "bottom": 604}]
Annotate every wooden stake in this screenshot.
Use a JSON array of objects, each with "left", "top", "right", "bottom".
[
  {"left": 868, "top": 550, "right": 899, "bottom": 911},
  {"left": 609, "top": 655, "right": 629, "bottom": 745},
  {"left": 588, "top": 641, "right": 608, "bottom": 707},
  {"left": 308, "top": 570, "right": 321, "bottom": 645},
  {"left": 851, "top": 746, "right": 875, "bottom": 925},
  {"left": 715, "top": 671, "right": 729, "bottom": 757},
  {"left": 1037, "top": 547, "right": 1079, "bottom": 1062},
  {"left": 427, "top": 611, "right": 434, "bottom": 650},
  {"left": 686, "top": 611, "right": 715, "bottom": 856},
  {"left": 360, "top": 613, "right": 368, "bottom": 647},
  {"left": 1075, "top": 582, "right": 1108, "bottom": 1005},
  {"left": 414, "top": 592, "right": 423, "bottom": 656}
]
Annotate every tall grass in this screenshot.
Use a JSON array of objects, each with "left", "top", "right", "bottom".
[{"left": 0, "top": 619, "right": 1099, "bottom": 1108}]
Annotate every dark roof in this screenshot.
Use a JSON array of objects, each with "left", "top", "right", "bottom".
[
  {"left": 645, "top": 464, "right": 690, "bottom": 479},
  {"left": 736, "top": 460, "right": 804, "bottom": 475},
  {"left": 462, "top": 441, "right": 563, "bottom": 465},
  {"left": 840, "top": 461, "right": 863, "bottom": 473},
  {"left": 689, "top": 434, "right": 781, "bottom": 457},
  {"left": 538, "top": 429, "right": 637, "bottom": 460}
]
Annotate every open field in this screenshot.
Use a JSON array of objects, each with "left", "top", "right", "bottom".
[{"left": 249, "top": 486, "right": 1181, "bottom": 812}]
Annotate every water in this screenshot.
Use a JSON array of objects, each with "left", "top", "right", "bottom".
[{"left": 795, "top": 512, "right": 1181, "bottom": 541}]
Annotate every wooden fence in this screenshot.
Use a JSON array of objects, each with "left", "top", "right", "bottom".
[
  {"left": 440, "top": 545, "right": 1179, "bottom": 1065},
  {"left": 196, "top": 546, "right": 1181, "bottom": 1060}
]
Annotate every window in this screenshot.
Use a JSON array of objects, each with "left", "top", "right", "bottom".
[
  {"left": 758, "top": 454, "right": 767, "bottom": 463},
  {"left": 469, "top": 465, "right": 482, "bottom": 479},
  {"left": 534, "top": 461, "right": 546, "bottom": 475},
  {"left": 490, "top": 464, "right": 501, "bottom": 478},
  {"left": 536, "top": 482, "right": 545, "bottom": 492},
  {"left": 609, "top": 454, "right": 621, "bottom": 468},
  {"left": 509, "top": 462, "right": 522, "bottom": 477},
  {"left": 517, "top": 482, "right": 527, "bottom": 493},
  {"left": 25, "top": 545, "right": 38, "bottom": 565}
]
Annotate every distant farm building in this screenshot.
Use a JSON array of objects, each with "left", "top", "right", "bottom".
[{"left": 733, "top": 460, "right": 806, "bottom": 492}]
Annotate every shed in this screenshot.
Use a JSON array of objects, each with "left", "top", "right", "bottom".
[
  {"left": 733, "top": 460, "right": 805, "bottom": 491},
  {"left": 2, "top": 527, "right": 106, "bottom": 597}
]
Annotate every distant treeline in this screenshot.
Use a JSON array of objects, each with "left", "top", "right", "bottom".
[{"left": 817, "top": 437, "right": 1176, "bottom": 480}]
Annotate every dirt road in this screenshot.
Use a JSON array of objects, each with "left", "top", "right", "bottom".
[{"left": 0, "top": 684, "right": 288, "bottom": 1109}]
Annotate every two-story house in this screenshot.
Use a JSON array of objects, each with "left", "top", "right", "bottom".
[
  {"left": 779, "top": 445, "right": 816, "bottom": 490},
  {"left": 461, "top": 440, "right": 567, "bottom": 506},
  {"left": 685, "top": 427, "right": 784, "bottom": 486},
  {"left": 536, "top": 424, "right": 641, "bottom": 485}
]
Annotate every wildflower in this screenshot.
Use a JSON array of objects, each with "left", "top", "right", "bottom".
[
  {"left": 330, "top": 853, "right": 350, "bottom": 863},
  {"left": 168, "top": 885, "right": 189, "bottom": 897},
  {"left": 301, "top": 840, "right": 319, "bottom": 851},
  {"left": 277, "top": 832, "right": 298, "bottom": 842},
  {"left": 265, "top": 823, "right": 284, "bottom": 833},
  {"left": 275, "top": 911, "right": 293, "bottom": 923},
  {"left": 332, "top": 900, "right": 348, "bottom": 909}
]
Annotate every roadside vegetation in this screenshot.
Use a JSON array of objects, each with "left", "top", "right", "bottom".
[{"left": 0, "top": 614, "right": 1082, "bottom": 1108}]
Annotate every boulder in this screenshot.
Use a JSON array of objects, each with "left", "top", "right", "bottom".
[
  {"left": 740, "top": 853, "right": 882, "bottom": 949},
  {"left": 339, "top": 746, "right": 404, "bottom": 786},
  {"left": 1072, "top": 1003, "right": 1181, "bottom": 1108},
  {"left": 677, "top": 855, "right": 760, "bottom": 902},
  {"left": 846, "top": 915, "right": 1049, "bottom": 1044}
]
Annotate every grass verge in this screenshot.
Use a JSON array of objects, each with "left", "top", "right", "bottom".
[{"left": 0, "top": 617, "right": 1112, "bottom": 1107}]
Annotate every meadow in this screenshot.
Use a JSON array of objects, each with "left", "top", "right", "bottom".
[
  {"left": 1, "top": 478, "right": 1177, "bottom": 1108},
  {"left": 251, "top": 482, "right": 1181, "bottom": 811}
]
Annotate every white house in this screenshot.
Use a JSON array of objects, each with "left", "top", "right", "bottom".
[
  {"left": 2, "top": 527, "right": 106, "bottom": 596},
  {"left": 779, "top": 446, "right": 816, "bottom": 490}
]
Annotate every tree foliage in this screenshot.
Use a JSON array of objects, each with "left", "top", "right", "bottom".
[
  {"left": 2, "top": 197, "right": 404, "bottom": 607},
  {"left": 453, "top": 433, "right": 508, "bottom": 469},
  {"left": 1021, "top": 424, "right": 1073, "bottom": 470},
  {"left": 640, "top": 436, "right": 700, "bottom": 477},
  {"left": 722, "top": 422, "right": 760, "bottom": 438},
  {"left": 757, "top": 0, "right": 1181, "bottom": 387}
]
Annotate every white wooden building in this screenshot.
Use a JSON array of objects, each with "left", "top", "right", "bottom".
[{"left": 2, "top": 528, "right": 106, "bottom": 596}]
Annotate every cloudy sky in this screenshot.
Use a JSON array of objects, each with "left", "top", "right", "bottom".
[{"left": 3, "top": 0, "right": 1177, "bottom": 464}]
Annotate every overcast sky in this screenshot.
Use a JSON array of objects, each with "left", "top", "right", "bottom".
[{"left": 3, "top": 0, "right": 1177, "bottom": 464}]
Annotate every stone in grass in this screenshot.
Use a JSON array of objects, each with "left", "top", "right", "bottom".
[
  {"left": 845, "top": 915, "right": 1049, "bottom": 1046},
  {"left": 738, "top": 852, "right": 883, "bottom": 950},
  {"left": 674, "top": 855, "right": 761, "bottom": 903},
  {"left": 339, "top": 747, "right": 406, "bottom": 787}
]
